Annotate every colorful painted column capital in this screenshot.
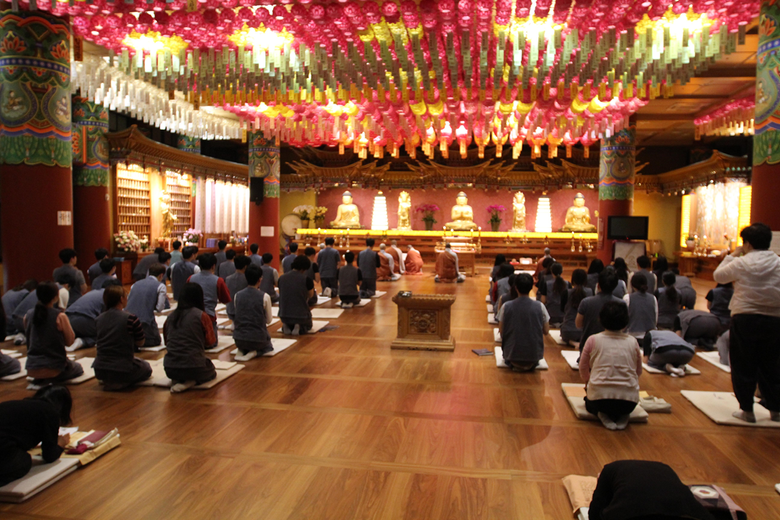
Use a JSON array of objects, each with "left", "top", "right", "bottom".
[
  {"left": 599, "top": 127, "right": 636, "bottom": 202},
  {"left": 177, "top": 136, "right": 201, "bottom": 154},
  {"left": 72, "top": 97, "right": 109, "bottom": 187},
  {"left": 754, "top": 0, "right": 780, "bottom": 166},
  {"left": 0, "top": 10, "right": 71, "bottom": 168},
  {"left": 249, "top": 131, "right": 280, "bottom": 198}
]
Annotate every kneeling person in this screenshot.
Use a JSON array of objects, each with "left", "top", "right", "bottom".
[
  {"left": 498, "top": 274, "right": 549, "bottom": 372},
  {"left": 278, "top": 256, "right": 314, "bottom": 335},
  {"left": 338, "top": 252, "right": 362, "bottom": 308},
  {"left": 124, "top": 263, "right": 167, "bottom": 347},
  {"left": 94, "top": 285, "right": 152, "bottom": 390},
  {"left": 233, "top": 265, "right": 274, "bottom": 361}
]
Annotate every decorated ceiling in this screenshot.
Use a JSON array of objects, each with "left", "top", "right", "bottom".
[{"left": 35, "top": 0, "right": 762, "bottom": 153}]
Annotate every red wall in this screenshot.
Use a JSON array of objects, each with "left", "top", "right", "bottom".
[{"left": 317, "top": 187, "right": 599, "bottom": 232}]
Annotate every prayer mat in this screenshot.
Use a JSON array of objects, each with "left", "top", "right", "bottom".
[
  {"left": 562, "top": 383, "right": 648, "bottom": 423},
  {"left": 205, "top": 336, "right": 236, "bottom": 353},
  {"left": 230, "top": 338, "right": 298, "bottom": 357},
  {"left": 26, "top": 358, "right": 95, "bottom": 390},
  {"left": 372, "top": 291, "right": 387, "bottom": 298},
  {"left": 493, "top": 328, "right": 501, "bottom": 343},
  {"left": 338, "top": 299, "right": 372, "bottom": 308},
  {"left": 696, "top": 351, "right": 731, "bottom": 373},
  {"left": 310, "top": 308, "right": 344, "bottom": 319},
  {"left": 488, "top": 315, "right": 498, "bottom": 324},
  {"left": 548, "top": 329, "right": 569, "bottom": 346},
  {"left": 643, "top": 363, "right": 701, "bottom": 375},
  {"left": 681, "top": 390, "right": 780, "bottom": 428},
  {"left": 487, "top": 304, "right": 494, "bottom": 313},
  {"left": 561, "top": 350, "right": 580, "bottom": 370},
  {"left": 155, "top": 315, "right": 167, "bottom": 329},
  {"left": 138, "top": 359, "right": 245, "bottom": 389},
  {"left": 494, "top": 347, "right": 548, "bottom": 370},
  {"left": 0, "top": 458, "right": 80, "bottom": 503},
  {"left": 2, "top": 349, "right": 21, "bottom": 358}
]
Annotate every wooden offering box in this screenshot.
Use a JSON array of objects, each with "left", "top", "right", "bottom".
[{"left": 391, "top": 293, "right": 456, "bottom": 351}]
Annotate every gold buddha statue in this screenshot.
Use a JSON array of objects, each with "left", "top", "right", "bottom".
[
  {"left": 561, "top": 193, "right": 596, "bottom": 232},
  {"left": 510, "top": 191, "right": 527, "bottom": 232},
  {"left": 445, "top": 191, "right": 478, "bottom": 231},
  {"left": 330, "top": 191, "right": 361, "bottom": 229},
  {"left": 397, "top": 191, "right": 412, "bottom": 231}
]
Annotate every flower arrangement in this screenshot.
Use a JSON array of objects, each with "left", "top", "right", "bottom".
[
  {"left": 415, "top": 204, "right": 440, "bottom": 223},
  {"left": 114, "top": 230, "right": 141, "bottom": 253},
  {"left": 313, "top": 206, "right": 328, "bottom": 221},
  {"left": 293, "top": 205, "right": 315, "bottom": 220},
  {"left": 486, "top": 204, "right": 505, "bottom": 224},
  {"left": 139, "top": 235, "right": 150, "bottom": 252},
  {"left": 183, "top": 228, "right": 202, "bottom": 245}
]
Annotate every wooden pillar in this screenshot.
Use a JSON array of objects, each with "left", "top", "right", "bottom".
[
  {"left": 597, "top": 127, "right": 636, "bottom": 263},
  {"left": 247, "top": 131, "right": 281, "bottom": 267}
]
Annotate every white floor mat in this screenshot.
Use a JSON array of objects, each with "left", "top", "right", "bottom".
[
  {"left": 155, "top": 315, "right": 167, "bottom": 329},
  {"left": 138, "top": 359, "right": 245, "bottom": 389},
  {"left": 311, "top": 308, "right": 344, "bottom": 319},
  {"left": 139, "top": 344, "right": 166, "bottom": 352},
  {"left": 1, "top": 358, "right": 26, "bottom": 380},
  {"left": 548, "top": 329, "right": 570, "bottom": 346},
  {"left": 27, "top": 358, "right": 95, "bottom": 389},
  {"left": 681, "top": 390, "right": 780, "bottom": 428},
  {"left": 230, "top": 338, "right": 298, "bottom": 358},
  {"left": 215, "top": 303, "right": 226, "bottom": 313},
  {"left": 1, "top": 349, "right": 22, "bottom": 358},
  {"left": 338, "top": 299, "right": 372, "bottom": 308},
  {"left": 205, "top": 336, "right": 236, "bottom": 353},
  {"left": 493, "top": 328, "right": 501, "bottom": 343},
  {"left": 485, "top": 294, "right": 491, "bottom": 302},
  {"left": 0, "top": 457, "right": 80, "bottom": 503},
  {"left": 372, "top": 291, "right": 387, "bottom": 298},
  {"left": 487, "top": 304, "right": 494, "bottom": 313},
  {"left": 488, "top": 315, "right": 498, "bottom": 324},
  {"left": 561, "top": 350, "right": 580, "bottom": 370},
  {"left": 494, "top": 347, "right": 548, "bottom": 370},
  {"left": 315, "top": 295, "right": 332, "bottom": 305},
  {"left": 696, "top": 351, "right": 731, "bottom": 373},
  {"left": 562, "top": 383, "right": 648, "bottom": 423},
  {"left": 643, "top": 363, "right": 701, "bottom": 375}
]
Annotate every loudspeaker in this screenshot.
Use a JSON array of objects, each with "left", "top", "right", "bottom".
[{"left": 250, "top": 177, "right": 264, "bottom": 205}]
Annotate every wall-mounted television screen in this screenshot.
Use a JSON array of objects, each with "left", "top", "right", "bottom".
[{"left": 607, "top": 216, "right": 649, "bottom": 241}]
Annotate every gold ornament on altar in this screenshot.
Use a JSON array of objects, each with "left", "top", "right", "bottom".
[
  {"left": 445, "top": 192, "right": 478, "bottom": 231},
  {"left": 561, "top": 193, "right": 596, "bottom": 232},
  {"left": 397, "top": 191, "right": 412, "bottom": 231},
  {"left": 160, "top": 190, "right": 177, "bottom": 238},
  {"left": 510, "top": 192, "right": 527, "bottom": 232},
  {"left": 330, "top": 191, "right": 361, "bottom": 229}
]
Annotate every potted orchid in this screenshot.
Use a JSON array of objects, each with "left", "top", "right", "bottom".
[
  {"left": 313, "top": 206, "right": 328, "bottom": 227},
  {"left": 487, "top": 204, "right": 505, "bottom": 231},
  {"left": 114, "top": 230, "right": 141, "bottom": 253},
  {"left": 139, "top": 235, "right": 150, "bottom": 252},
  {"left": 183, "top": 228, "right": 202, "bottom": 245},
  {"left": 293, "top": 205, "right": 315, "bottom": 228},
  {"left": 415, "top": 204, "right": 440, "bottom": 231}
]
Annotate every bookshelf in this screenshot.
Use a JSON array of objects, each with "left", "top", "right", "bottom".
[
  {"left": 165, "top": 171, "right": 192, "bottom": 237},
  {"left": 116, "top": 164, "right": 151, "bottom": 238}
]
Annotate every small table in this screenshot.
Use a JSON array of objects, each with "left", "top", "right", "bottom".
[{"left": 391, "top": 293, "right": 456, "bottom": 351}]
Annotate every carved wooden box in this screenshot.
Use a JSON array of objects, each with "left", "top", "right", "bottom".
[{"left": 391, "top": 293, "right": 456, "bottom": 351}]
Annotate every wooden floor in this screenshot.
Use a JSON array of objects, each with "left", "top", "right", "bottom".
[{"left": 2, "top": 269, "right": 780, "bottom": 519}]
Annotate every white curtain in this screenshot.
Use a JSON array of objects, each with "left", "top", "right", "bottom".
[
  {"left": 192, "top": 178, "right": 250, "bottom": 235},
  {"left": 694, "top": 180, "right": 745, "bottom": 246},
  {"left": 194, "top": 176, "right": 206, "bottom": 232}
]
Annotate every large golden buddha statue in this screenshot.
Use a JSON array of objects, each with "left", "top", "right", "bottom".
[
  {"left": 397, "top": 191, "right": 412, "bottom": 230},
  {"left": 445, "top": 191, "right": 478, "bottom": 231},
  {"left": 330, "top": 191, "right": 361, "bottom": 228},
  {"left": 510, "top": 191, "right": 527, "bottom": 232},
  {"left": 561, "top": 193, "right": 596, "bottom": 232}
]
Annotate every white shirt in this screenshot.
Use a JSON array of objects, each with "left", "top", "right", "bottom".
[{"left": 713, "top": 250, "right": 780, "bottom": 317}]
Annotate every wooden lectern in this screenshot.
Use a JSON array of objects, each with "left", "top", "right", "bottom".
[{"left": 391, "top": 293, "right": 456, "bottom": 351}]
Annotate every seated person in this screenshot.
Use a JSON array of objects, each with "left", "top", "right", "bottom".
[
  {"left": 162, "top": 283, "right": 217, "bottom": 393},
  {"left": 532, "top": 248, "right": 554, "bottom": 283},
  {"left": 655, "top": 271, "right": 682, "bottom": 330},
  {"left": 0, "top": 304, "right": 21, "bottom": 377},
  {"left": 404, "top": 245, "right": 424, "bottom": 274},
  {"left": 338, "top": 251, "right": 362, "bottom": 308},
  {"left": 3, "top": 279, "right": 37, "bottom": 337},
  {"left": 498, "top": 274, "right": 549, "bottom": 372},
  {"left": 214, "top": 240, "right": 228, "bottom": 271},
  {"left": 628, "top": 255, "right": 657, "bottom": 294},
  {"left": 171, "top": 246, "right": 201, "bottom": 301},
  {"left": 318, "top": 238, "right": 341, "bottom": 297},
  {"left": 579, "top": 301, "right": 642, "bottom": 430},
  {"left": 88, "top": 247, "right": 109, "bottom": 285},
  {"left": 576, "top": 267, "right": 624, "bottom": 352},
  {"left": 187, "top": 253, "right": 232, "bottom": 349},
  {"left": 358, "top": 239, "right": 380, "bottom": 297},
  {"left": 281, "top": 242, "right": 299, "bottom": 274},
  {"left": 622, "top": 272, "right": 657, "bottom": 340},
  {"left": 535, "top": 257, "right": 555, "bottom": 299},
  {"left": 124, "top": 263, "right": 168, "bottom": 347},
  {"left": 706, "top": 282, "right": 734, "bottom": 332},
  {"left": 169, "top": 240, "right": 183, "bottom": 266},
  {"left": 64, "top": 279, "right": 120, "bottom": 350},
  {"left": 589, "top": 460, "right": 717, "bottom": 520},
  {"left": 90, "top": 258, "right": 116, "bottom": 292},
  {"left": 0, "top": 386, "right": 73, "bottom": 486},
  {"left": 586, "top": 258, "right": 604, "bottom": 294},
  {"left": 278, "top": 255, "right": 315, "bottom": 336},
  {"left": 537, "top": 262, "right": 570, "bottom": 326},
  {"left": 435, "top": 243, "right": 465, "bottom": 283},
  {"left": 304, "top": 247, "right": 320, "bottom": 306},
  {"left": 560, "top": 269, "right": 592, "bottom": 348},
  {"left": 248, "top": 243, "right": 264, "bottom": 267},
  {"left": 94, "top": 284, "right": 153, "bottom": 390},
  {"left": 10, "top": 288, "right": 40, "bottom": 345},
  {"left": 259, "top": 253, "right": 280, "bottom": 304},
  {"left": 673, "top": 309, "right": 721, "bottom": 349},
  {"left": 388, "top": 240, "right": 404, "bottom": 275},
  {"left": 132, "top": 247, "right": 164, "bottom": 282},
  {"left": 52, "top": 248, "right": 87, "bottom": 305},
  {"left": 492, "top": 263, "right": 515, "bottom": 311},
  {"left": 717, "top": 330, "right": 731, "bottom": 366},
  {"left": 377, "top": 244, "right": 401, "bottom": 281},
  {"left": 643, "top": 330, "right": 696, "bottom": 377},
  {"left": 55, "top": 272, "right": 75, "bottom": 310},
  {"left": 232, "top": 265, "right": 274, "bottom": 361},
  {"left": 25, "top": 282, "right": 84, "bottom": 385},
  {"left": 612, "top": 257, "right": 629, "bottom": 299},
  {"left": 216, "top": 249, "right": 237, "bottom": 280},
  {"left": 673, "top": 271, "right": 698, "bottom": 309},
  {"left": 226, "top": 255, "right": 251, "bottom": 322}
]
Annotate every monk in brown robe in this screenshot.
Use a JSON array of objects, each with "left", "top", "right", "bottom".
[
  {"left": 405, "top": 245, "right": 423, "bottom": 275},
  {"left": 377, "top": 244, "right": 393, "bottom": 281},
  {"left": 435, "top": 244, "right": 464, "bottom": 283},
  {"left": 387, "top": 243, "right": 402, "bottom": 275}
]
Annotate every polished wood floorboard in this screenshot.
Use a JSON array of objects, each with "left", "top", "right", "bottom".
[{"left": 2, "top": 269, "right": 780, "bottom": 519}]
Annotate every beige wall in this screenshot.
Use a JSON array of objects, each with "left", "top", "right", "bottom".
[
  {"left": 633, "top": 191, "right": 682, "bottom": 260},
  {"left": 280, "top": 190, "right": 318, "bottom": 222}
]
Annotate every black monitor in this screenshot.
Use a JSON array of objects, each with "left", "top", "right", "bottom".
[{"left": 607, "top": 216, "right": 649, "bottom": 240}]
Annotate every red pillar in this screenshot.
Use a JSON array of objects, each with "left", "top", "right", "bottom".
[
  {"left": 0, "top": 11, "right": 73, "bottom": 289},
  {"left": 751, "top": 0, "right": 780, "bottom": 230},
  {"left": 596, "top": 127, "right": 636, "bottom": 263},
  {"left": 247, "top": 132, "right": 281, "bottom": 268},
  {"left": 72, "top": 98, "right": 111, "bottom": 267}
]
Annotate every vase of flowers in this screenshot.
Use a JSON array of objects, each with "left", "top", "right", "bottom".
[
  {"left": 293, "top": 205, "right": 315, "bottom": 229},
  {"left": 487, "top": 204, "right": 505, "bottom": 231},
  {"left": 140, "top": 236, "right": 150, "bottom": 252},
  {"left": 114, "top": 230, "right": 141, "bottom": 253},
  {"left": 416, "top": 204, "right": 440, "bottom": 231},
  {"left": 183, "top": 228, "right": 202, "bottom": 246},
  {"left": 313, "top": 206, "right": 328, "bottom": 227}
]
